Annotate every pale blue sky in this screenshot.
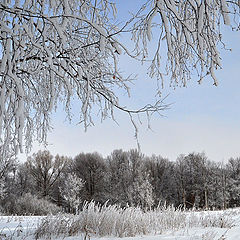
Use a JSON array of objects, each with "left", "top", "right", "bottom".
[{"left": 19, "top": 1, "right": 240, "bottom": 163}]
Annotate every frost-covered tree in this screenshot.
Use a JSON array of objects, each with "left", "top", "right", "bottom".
[
  {"left": 106, "top": 149, "right": 153, "bottom": 207},
  {"left": 0, "top": 178, "right": 6, "bottom": 200},
  {"left": 128, "top": 172, "right": 154, "bottom": 208},
  {"left": 60, "top": 173, "right": 84, "bottom": 213},
  {"left": 106, "top": 150, "right": 133, "bottom": 206},
  {"left": 0, "top": 0, "right": 239, "bottom": 156},
  {"left": 122, "top": 150, "right": 154, "bottom": 208},
  {"left": 226, "top": 158, "right": 240, "bottom": 207},
  {"left": 174, "top": 153, "right": 215, "bottom": 209},
  {"left": 144, "top": 155, "right": 178, "bottom": 206}
]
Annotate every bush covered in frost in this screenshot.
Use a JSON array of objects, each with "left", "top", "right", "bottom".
[{"left": 7, "top": 193, "right": 62, "bottom": 216}]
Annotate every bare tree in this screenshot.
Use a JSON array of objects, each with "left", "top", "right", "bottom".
[
  {"left": 175, "top": 155, "right": 188, "bottom": 209},
  {"left": 0, "top": 0, "right": 239, "bottom": 155},
  {"left": 72, "top": 152, "right": 106, "bottom": 202},
  {"left": 0, "top": 152, "right": 16, "bottom": 180},
  {"left": 26, "top": 150, "right": 68, "bottom": 197},
  {"left": 15, "top": 162, "right": 35, "bottom": 196}
]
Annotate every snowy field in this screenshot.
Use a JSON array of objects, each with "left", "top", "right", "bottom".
[{"left": 0, "top": 208, "right": 240, "bottom": 240}]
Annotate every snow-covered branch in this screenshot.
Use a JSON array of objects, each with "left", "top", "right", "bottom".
[
  {"left": 0, "top": 0, "right": 239, "bottom": 156},
  {"left": 132, "top": 0, "right": 239, "bottom": 87},
  {"left": 0, "top": 0, "right": 167, "bottom": 155}
]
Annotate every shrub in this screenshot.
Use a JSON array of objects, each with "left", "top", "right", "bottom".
[{"left": 14, "top": 193, "right": 62, "bottom": 216}]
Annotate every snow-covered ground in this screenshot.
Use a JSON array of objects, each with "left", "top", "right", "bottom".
[{"left": 0, "top": 209, "right": 240, "bottom": 239}]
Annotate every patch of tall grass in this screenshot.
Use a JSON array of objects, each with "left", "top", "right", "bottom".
[{"left": 34, "top": 201, "right": 236, "bottom": 239}]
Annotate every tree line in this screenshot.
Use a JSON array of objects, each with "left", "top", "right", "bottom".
[{"left": 0, "top": 149, "right": 240, "bottom": 215}]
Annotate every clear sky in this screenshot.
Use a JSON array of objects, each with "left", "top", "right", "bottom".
[{"left": 18, "top": 1, "right": 240, "bottom": 163}]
